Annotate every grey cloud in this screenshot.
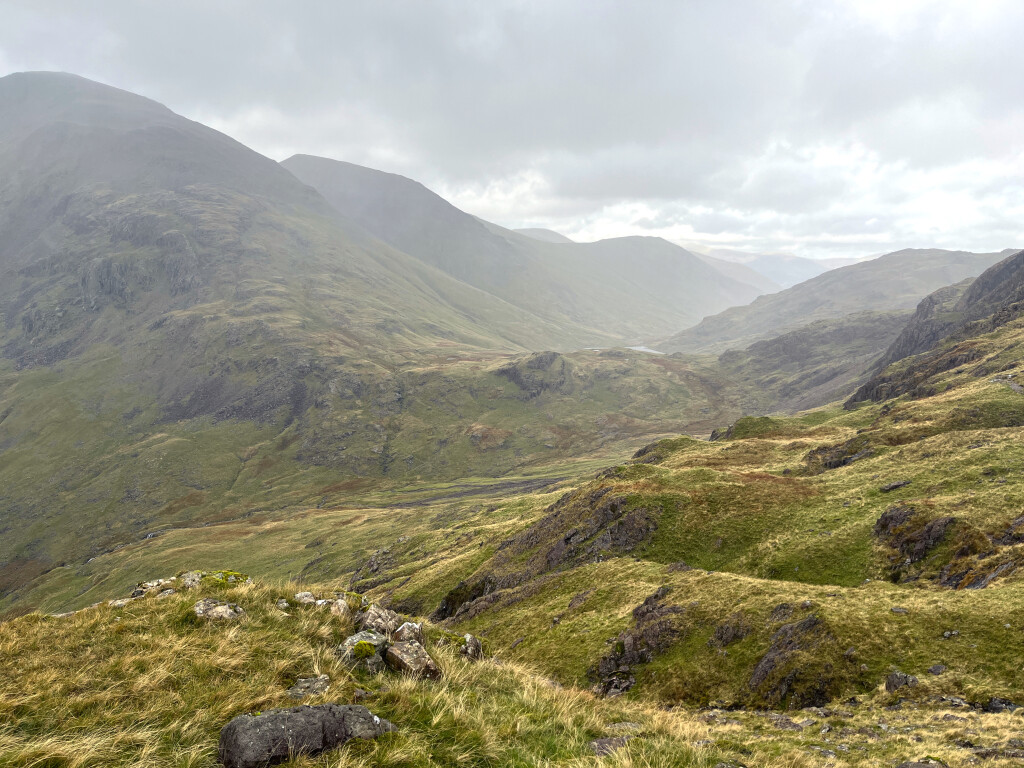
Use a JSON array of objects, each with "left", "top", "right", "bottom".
[{"left": 3, "top": 0, "right": 1024, "bottom": 259}]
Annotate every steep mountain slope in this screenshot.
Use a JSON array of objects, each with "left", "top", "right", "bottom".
[
  {"left": 282, "top": 154, "right": 765, "bottom": 341},
  {"left": 0, "top": 73, "right": 754, "bottom": 603},
  {"left": 663, "top": 248, "right": 1015, "bottom": 354},
  {"left": 849, "top": 249, "right": 1024, "bottom": 405}
]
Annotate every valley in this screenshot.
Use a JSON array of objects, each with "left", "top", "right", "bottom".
[{"left": 3, "top": 69, "right": 1024, "bottom": 768}]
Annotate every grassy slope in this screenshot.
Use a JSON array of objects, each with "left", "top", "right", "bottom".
[
  {"left": 3, "top": 578, "right": 1022, "bottom": 767},
  {"left": 21, "top": 317, "right": 1024, "bottom": 720}
]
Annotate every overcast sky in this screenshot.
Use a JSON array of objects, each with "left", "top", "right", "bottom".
[{"left": 3, "top": 0, "right": 1024, "bottom": 259}]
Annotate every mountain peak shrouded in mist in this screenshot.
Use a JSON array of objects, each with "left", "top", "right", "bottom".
[
  {"left": 514, "top": 228, "right": 575, "bottom": 244},
  {"left": 282, "top": 153, "right": 767, "bottom": 338}
]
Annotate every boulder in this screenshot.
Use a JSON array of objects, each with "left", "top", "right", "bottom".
[
  {"left": 275, "top": 598, "right": 290, "bottom": 610},
  {"left": 984, "top": 696, "right": 1019, "bottom": 713},
  {"left": 359, "top": 605, "right": 402, "bottom": 635},
  {"left": 194, "top": 598, "right": 245, "bottom": 621},
  {"left": 338, "top": 631, "right": 388, "bottom": 673},
  {"left": 885, "top": 670, "right": 919, "bottom": 693},
  {"left": 156, "top": 588, "right": 176, "bottom": 599},
  {"left": 218, "top": 704, "right": 394, "bottom": 768},
  {"left": 108, "top": 597, "right": 140, "bottom": 608},
  {"left": 590, "top": 736, "right": 632, "bottom": 756},
  {"left": 294, "top": 591, "right": 316, "bottom": 604},
  {"left": 385, "top": 641, "right": 441, "bottom": 680},
  {"left": 287, "top": 675, "right": 330, "bottom": 700},
  {"left": 330, "top": 600, "right": 352, "bottom": 620},
  {"left": 460, "top": 633, "right": 484, "bottom": 661},
  {"left": 393, "top": 622, "right": 423, "bottom": 644},
  {"left": 180, "top": 571, "right": 203, "bottom": 589},
  {"left": 928, "top": 664, "right": 947, "bottom": 675}
]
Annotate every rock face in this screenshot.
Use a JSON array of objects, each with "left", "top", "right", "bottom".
[
  {"left": 287, "top": 675, "right": 330, "bottom": 700},
  {"left": 385, "top": 641, "right": 442, "bottom": 680},
  {"left": 218, "top": 704, "right": 394, "bottom": 768},
  {"left": 193, "top": 598, "right": 245, "bottom": 621},
  {"left": 748, "top": 615, "right": 840, "bottom": 708},
  {"left": 359, "top": 605, "right": 402, "bottom": 635}
]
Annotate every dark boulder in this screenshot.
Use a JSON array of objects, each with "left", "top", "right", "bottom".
[
  {"left": 885, "top": 670, "right": 919, "bottom": 693},
  {"left": 218, "top": 704, "right": 394, "bottom": 768}
]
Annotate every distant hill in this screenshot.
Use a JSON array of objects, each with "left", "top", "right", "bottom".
[
  {"left": 282, "top": 154, "right": 766, "bottom": 342},
  {"left": 691, "top": 251, "right": 781, "bottom": 296},
  {"left": 662, "top": 248, "right": 1015, "bottom": 354},
  {"left": 693, "top": 247, "right": 860, "bottom": 288},
  {"left": 514, "top": 227, "right": 574, "bottom": 244}
]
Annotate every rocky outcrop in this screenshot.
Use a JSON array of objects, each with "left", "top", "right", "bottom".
[
  {"left": 593, "top": 587, "right": 683, "bottom": 697},
  {"left": 218, "top": 704, "right": 394, "bottom": 768},
  {"left": 748, "top": 615, "right": 842, "bottom": 709},
  {"left": 385, "top": 641, "right": 442, "bottom": 680},
  {"left": 434, "top": 486, "right": 661, "bottom": 621},
  {"left": 359, "top": 605, "right": 403, "bottom": 636},
  {"left": 885, "top": 670, "right": 919, "bottom": 693},
  {"left": 337, "top": 631, "right": 388, "bottom": 673},
  {"left": 193, "top": 598, "right": 245, "bottom": 621}
]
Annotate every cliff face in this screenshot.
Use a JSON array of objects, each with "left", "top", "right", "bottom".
[{"left": 848, "top": 249, "right": 1024, "bottom": 406}]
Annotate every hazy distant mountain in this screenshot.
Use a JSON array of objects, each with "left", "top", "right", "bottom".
[
  {"left": 691, "top": 251, "right": 781, "bottom": 296},
  {"left": 514, "top": 227, "right": 574, "bottom": 244},
  {"left": 694, "top": 247, "right": 863, "bottom": 288},
  {"left": 662, "top": 248, "right": 1015, "bottom": 354},
  {"left": 283, "top": 154, "right": 766, "bottom": 342}
]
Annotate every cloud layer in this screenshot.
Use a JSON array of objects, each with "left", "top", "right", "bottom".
[{"left": 3, "top": 0, "right": 1024, "bottom": 257}]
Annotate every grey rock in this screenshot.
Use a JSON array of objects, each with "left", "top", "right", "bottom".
[
  {"left": 156, "top": 588, "right": 176, "bottom": 599},
  {"left": 385, "top": 641, "right": 441, "bottom": 680},
  {"left": 928, "top": 664, "right": 947, "bottom": 675},
  {"left": 984, "top": 696, "right": 1019, "bottom": 713},
  {"left": 108, "top": 597, "right": 140, "bottom": 608},
  {"left": 294, "top": 591, "right": 316, "bottom": 604},
  {"left": 359, "top": 604, "right": 402, "bottom": 635},
  {"left": 330, "top": 600, "right": 352, "bottom": 619},
  {"left": 337, "top": 631, "right": 388, "bottom": 673},
  {"left": 590, "top": 736, "right": 632, "bottom": 756},
  {"left": 180, "top": 571, "right": 203, "bottom": 589},
  {"left": 460, "top": 633, "right": 484, "bottom": 661},
  {"left": 218, "top": 704, "right": 394, "bottom": 768},
  {"left": 275, "top": 598, "right": 290, "bottom": 610},
  {"left": 891, "top": 606, "right": 909, "bottom": 614},
  {"left": 885, "top": 670, "right": 919, "bottom": 693},
  {"left": 393, "top": 621, "right": 424, "bottom": 644},
  {"left": 194, "top": 598, "right": 245, "bottom": 621},
  {"left": 287, "top": 675, "right": 330, "bottom": 700}
]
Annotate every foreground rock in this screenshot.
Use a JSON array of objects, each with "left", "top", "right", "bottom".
[
  {"left": 590, "top": 736, "right": 632, "bottom": 756},
  {"left": 194, "top": 598, "right": 245, "bottom": 621},
  {"left": 360, "top": 604, "right": 402, "bottom": 635},
  {"left": 385, "top": 641, "right": 442, "bottom": 680},
  {"left": 218, "top": 704, "right": 394, "bottom": 768},
  {"left": 460, "top": 633, "right": 484, "bottom": 660}
]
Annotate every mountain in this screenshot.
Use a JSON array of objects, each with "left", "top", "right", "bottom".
[
  {"left": 662, "top": 248, "right": 1015, "bottom": 354},
  {"left": 0, "top": 73, "right": 755, "bottom": 604},
  {"left": 691, "top": 247, "right": 862, "bottom": 288},
  {"left": 691, "top": 250, "right": 782, "bottom": 296},
  {"left": 282, "top": 154, "right": 766, "bottom": 342},
  {"left": 514, "top": 227, "right": 574, "bottom": 243},
  {"left": 848, "top": 248, "right": 1024, "bottom": 405}
]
